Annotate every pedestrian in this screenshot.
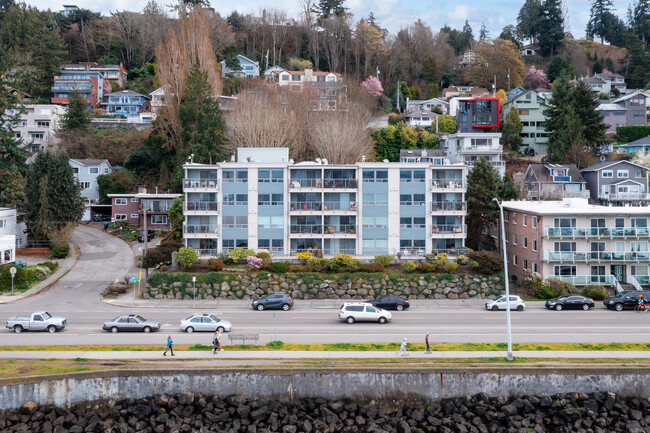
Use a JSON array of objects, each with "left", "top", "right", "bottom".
[
  {"left": 396, "top": 338, "right": 408, "bottom": 356},
  {"left": 217, "top": 330, "right": 224, "bottom": 352},
  {"left": 425, "top": 333, "right": 431, "bottom": 353},
  {"left": 212, "top": 331, "right": 220, "bottom": 354},
  {"left": 163, "top": 335, "right": 174, "bottom": 356}
]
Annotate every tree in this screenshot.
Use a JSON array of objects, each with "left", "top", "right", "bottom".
[
  {"left": 572, "top": 81, "right": 607, "bottom": 151},
  {"left": 496, "top": 89, "right": 507, "bottom": 107},
  {"left": 437, "top": 115, "right": 457, "bottom": 133},
  {"left": 361, "top": 76, "right": 384, "bottom": 97},
  {"left": 538, "top": 0, "right": 564, "bottom": 56},
  {"left": 0, "top": 46, "right": 28, "bottom": 176},
  {"left": 176, "top": 246, "right": 199, "bottom": 268},
  {"left": 499, "top": 25, "right": 521, "bottom": 47},
  {"left": 503, "top": 107, "right": 523, "bottom": 151},
  {"left": 517, "top": 0, "right": 542, "bottom": 43},
  {"left": 426, "top": 83, "right": 439, "bottom": 99},
  {"left": 524, "top": 65, "right": 551, "bottom": 89},
  {"left": 168, "top": 197, "right": 184, "bottom": 236},
  {"left": 96, "top": 173, "right": 127, "bottom": 201},
  {"left": 422, "top": 57, "right": 441, "bottom": 86},
  {"left": 372, "top": 123, "right": 439, "bottom": 162},
  {"left": 587, "top": 0, "right": 615, "bottom": 43},
  {"left": 499, "top": 174, "right": 519, "bottom": 200},
  {"left": 545, "top": 73, "right": 574, "bottom": 162},
  {"left": 60, "top": 89, "right": 91, "bottom": 131},
  {"left": 479, "top": 23, "right": 489, "bottom": 41},
  {"left": 462, "top": 20, "right": 474, "bottom": 41},
  {"left": 466, "top": 158, "right": 500, "bottom": 251},
  {"left": 471, "top": 39, "right": 526, "bottom": 90},
  {"left": 547, "top": 56, "right": 574, "bottom": 82},
  {"left": 631, "top": 0, "right": 650, "bottom": 46},
  {"left": 0, "top": 165, "right": 27, "bottom": 209},
  {"left": 315, "top": 0, "right": 347, "bottom": 19}
]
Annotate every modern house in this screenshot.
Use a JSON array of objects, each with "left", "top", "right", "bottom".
[
  {"left": 182, "top": 147, "right": 468, "bottom": 259},
  {"left": 399, "top": 149, "right": 447, "bottom": 163},
  {"left": 405, "top": 97, "right": 449, "bottom": 114},
  {"left": 108, "top": 187, "right": 181, "bottom": 229},
  {"left": 506, "top": 87, "right": 526, "bottom": 101},
  {"left": 69, "top": 159, "right": 112, "bottom": 203},
  {"left": 12, "top": 104, "right": 66, "bottom": 154},
  {"left": 442, "top": 86, "right": 490, "bottom": 99},
  {"left": 612, "top": 91, "right": 647, "bottom": 128},
  {"left": 519, "top": 164, "right": 589, "bottom": 200},
  {"left": 0, "top": 208, "right": 17, "bottom": 265},
  {"left": 581, "top": 160, "right": 650, "bottom": 206},
  {"left": 520, "top": 44, "right": 540, "bottom": 56},
  {"left": 616, "top": 136, "right": 650, "bottom": 155},
  {"left": 499, "top": 198, "right": 650, "bottom": 290},
  {"left": 503, "top": 89, "right": 551, "bottom": 154},
  {"left": 51, "top": 68, "right": 105, "bottom": 107},
  {"left": 596, "top": 103, "right": 627, "bottom": 134},
  {"left": 100, "top": 89, "right": 150, "bottom": 119},
  {"left": 60, "top": 63, "right": 128, "bottom": 88},
  {"left": 220, "top": 54, "right": 260, "bottom": 77}
]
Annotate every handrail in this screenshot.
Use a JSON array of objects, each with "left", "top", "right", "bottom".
[
  {"left": 544, "top": 251, "right": 650, "bottom": 262},
  {"left": 631, "top": 275, "right": 644, "bottom": 291},
  {"left": 545, "top": 227, "right": 650, "bottom": 237},
  {"left": 614, "top": 277, "right": 624, "bottom": 294}
]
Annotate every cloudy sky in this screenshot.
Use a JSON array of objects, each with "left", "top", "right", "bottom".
[{"left": 30, "top": 0, "right": 631, "bottom": 39}]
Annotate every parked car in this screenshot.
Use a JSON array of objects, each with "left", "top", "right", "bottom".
[
  {"left": 91, "top": 213, "right": 111, "bottom": 222},
  {"left": 523, "top": 147, "right": 535, "bottom": 157},
  {"left": 6, "top": 311, "right": 67, "bottom": 333},
  {"left": 180, "top": 313, "right": 232, "bottom": 333},
  {"left": 137, "top": 230, "right": 155, "bottom": 242},
  {"left": 252, "top": 292, "right": 294, "bottom": 311},
  {"left": 102, "top": 314, "right": 161, "bottom": 333},
  {"left": 545, "top": 295, "right": 595, "bottom": 311},
  {"left": 485, "top": 295, "right": 525, "bottom": 311},
  {"left": 339, "top": 302, "right": 392, "bottom": 324},
  {"left": 604, "top": 291, "right": 650, "bottom": 311},
  {"left": 368, "top": 295, "right": 410, "bottom": 311}
]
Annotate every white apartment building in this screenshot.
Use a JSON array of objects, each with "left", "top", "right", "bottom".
[
  {"left": 182, "top": 148, "right": 468, "bottom": 259},
  {"left": 13, "top": 105, "right": 66, "bottom": 154},
  {"left": 442, "top": 132, "right": 505, "bottom": 177},
  {"left": 0, "top": 208, "right": 17, "bottom": 265}
]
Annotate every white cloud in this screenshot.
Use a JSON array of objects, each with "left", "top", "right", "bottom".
[{"left": 447, "top": 4, "right": 478, "bottom": 23}]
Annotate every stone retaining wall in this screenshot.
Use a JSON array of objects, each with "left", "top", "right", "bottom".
[{"left": 145, "top": 272, "right": 504, "bottom": 301}]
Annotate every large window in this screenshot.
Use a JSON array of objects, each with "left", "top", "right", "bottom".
[
  {"left": 554, "top": 265, "right": 576, "bottom": 276},
  {"left": 363, "top": 192, "right": 388, "bottom": 206},
  {"left": 362, "top": 170, "right": 388, "bottom": 182},
  {"left": 223, "top": 170, "right": 248, "bottom": 183},
  {"left": 400, "top": 170, "right": 426, "bottom": 182},
  {"left": 258, "top": 169, "right": 284, "bottom": 183},
  {"left": 258, "top": 194, "right": 283, "bottom": 206},
  {"left": 151, "top": 215, "right": 167, "bottom": 224},
  {"left": 115, "top": 198, "right": 127, "bottom": 205},
  {"left": 258, "top": 216, "right": 283, "bottom": 229},
  {"left": 363, "top": 216, "right": 388, "bottom": 229},
  {"left": 400, "top": 217, "right": 426, "bottom": 228},
  {"left": 223, "top": 216, "right": 248, "bottom": 228}
]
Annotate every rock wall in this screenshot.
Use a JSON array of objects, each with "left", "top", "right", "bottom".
[{"left": 145, "top": 272, "right": 504, "bottom": 301}]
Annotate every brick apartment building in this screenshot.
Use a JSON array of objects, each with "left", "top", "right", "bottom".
[{"left": 108, "top": 187, "right": 181, "bottom": 230}]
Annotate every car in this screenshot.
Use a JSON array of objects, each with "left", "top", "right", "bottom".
[
  {"left": 368, "top": 295, "right": 410, "bottom": 311},
  {"left": 485, "top": 295, "right": 525, "bottom": 311},
  {"left": 339, "top": 302, "right": 392, "bottom": 324},
  {"left": 545, "top": 295, "right": 595, "bottom": 311},
  {"left": 91, "top": 213, "right": 111, "bottom": 222},
  {"left": 604, "top": 290, "right": 650, "bottom": 311},
  {"left": 102, "top": 314, "right": 162, "bottom": 333},
  {"left": 523, "top": 147, "right": 535, "bottom": 157},
  {"left": 180, "top": 313, "right": 232, "bottom": 333},
  {"left": 6, "top": 311, "right": 67, "bottom": 333},
  {"left": 137, "top": 230, "right": 155, "bottom": 242},
  {"left": 252, "top": 292, "right": 294, "bottom": 311}
]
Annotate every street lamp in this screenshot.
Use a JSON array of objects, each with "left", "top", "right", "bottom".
[
  {"left": 192, "top": 276, "right": 196, "bottom": 307},
  {"left": 493, "top": 197, "right": 513, "bottom": 361}
]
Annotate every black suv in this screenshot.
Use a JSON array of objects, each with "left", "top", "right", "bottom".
[
  {"left": 523, "top": 147, "right": 535, "bottom": 157},
  {"left": 604, "top": 291, "right": 650, "bottom": 311},
  {"left": 251, "top": 292, "right": 294, "bottom": 311},
  {"left": 137, "top": 230, "right": 155, "bottom": 242}
]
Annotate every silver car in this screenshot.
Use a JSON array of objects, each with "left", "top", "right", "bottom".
[
  {"left": 179, "top": 313, "right": 232, "bottom": 333},
  {"left": 102, "top": 314, "right": 162, "bottom": 333}
]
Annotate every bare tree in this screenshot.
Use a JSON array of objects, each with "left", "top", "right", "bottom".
[
  {"left": 299, "top": 0, "right": 319, "bottom": 69},
  {"left": 138, "top": 0, "right": 169, "bottom": 65},
  {"left": 209, "top": 12, "right": 235, "bottom": 55},
  {"left": 111, "top": 10, "right": 141, "bottom": 67}
]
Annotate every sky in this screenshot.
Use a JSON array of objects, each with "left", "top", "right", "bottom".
[{"left": 29, "top": 0, "right": 633, "bottom": 39}]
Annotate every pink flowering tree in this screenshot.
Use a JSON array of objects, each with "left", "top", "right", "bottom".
[
  {"left": 601, "top": 68, "right": 612, "bottom": 75},
  {"left": 247, "top": 255, "right": 263, "bottom": 270},
  {"left": 361, "top": 76, "right": 384, "bottom": 97},
  {"left": 524, "top": 65, "right": 550, "bottom": 89}
]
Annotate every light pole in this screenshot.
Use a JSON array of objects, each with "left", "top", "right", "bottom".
[
  {"left": 493, "top": 197, "right": 513, "bottom": 361},
  {"left": 9, "top": 266, "right": 16, "bottom": 295},
  {"left": 192, "top": 276, "right": 196, "bottom": 308}
]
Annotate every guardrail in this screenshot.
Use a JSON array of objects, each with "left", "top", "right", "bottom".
[
  {"left": 185, "top": 201, "right": 218, "bottom": 211},
  {"left": 544, "top": 251, "right": 650, "bottom": 262},
  {"left": 431, "top": 180, "right": 463, "bottom": 188},
  {"left": 545, "top": 227, "right": 650, "bottom": 237},
  {"left": 184, "top": 225, "right": 219, "bottom": 234},
  {"left": 431, "top": 201, "right": 466, "bottom": 211},
  {"left": 432, "top": 225, "right": 466, "bottom": 234},
  {"left": 183, "top": 179, "right": 218, "bottom": 189},
  {"left": 550, "top": 275, "right": 616, "bottom": 286}
]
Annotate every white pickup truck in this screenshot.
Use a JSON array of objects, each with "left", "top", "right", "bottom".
[{"left": 6, "top": 311, "right": 67, "bottom": 333}]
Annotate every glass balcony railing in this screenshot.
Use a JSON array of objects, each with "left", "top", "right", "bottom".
[
  {"left": 545, "top": 251, "right": 650, "bottom": 262},
  {"left": 185, "top": 201, "right": 218, "bottom": 211},
  {"left": 183, "top": 178, "right": 218, "bottom": 189},
  {"left": 545, "top": 227, "right": 650, "bottom": 237},
  {"left": 184, "top": 224, "right": 219, "bottom": 235},
  {"left": 323, "top": 179, "right": 358, "bottom": 188},
  {"left": 290, "top": 202, "right": 322, "bottom": 211},
  {"left": 432, "top": 225, "right": 466, "bottom": 234},
  {"left": 289, "top": 179, "right": 321, "bottom": 188},
  {"left": 431, "top": 201, "right": 466, "bottom": 212},
  {"left": 551, "top": 275, "right": 615, "bottom": 286},
  {"left": 324, "top": 249, "right": 356, "bottom": 255},
  {"left": 290, "top": 225, "right": 322, "bottom": 234},
  {"left": 431, "top": 179, "right": 464, "bottom": 188},
  {"left": 195, "top": 249, "right": 219, "bottom": 257}
]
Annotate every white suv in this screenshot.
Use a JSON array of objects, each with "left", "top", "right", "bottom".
[
  {"left": 339, "top": 302, "right": 392, "bottom": 324},
  {"left": 485, "top": 295, "right": 525, "bottom": 311}
]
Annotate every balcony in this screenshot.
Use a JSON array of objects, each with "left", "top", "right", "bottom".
[
  {"left": 289, "top": 179, "right": 321, "bottom": 188},
  {"left": 323, "top": 249, "right": 356, "bottom": 256},
  {"left": 431, "top": 179, "right": 464, "bottom": 191},
  {"left": 431, "top": 201, "right": 466, "bottom": 213},
  {"left": 599, "top": 192, "right": 650, "bottom": 201},
  {"left": 323, "top": 224, "right": 356, "bottom": 235},
  {"left": 323, "top": 179, "right": 357, "bottom": 189},
  {"left": 544, "top": 251, "right": 650, "bottom": 262},
  {"left": 550, "top": 275, "right": 616, "bottom": 286},
  {"left": 432, "top": 225, "right": 466, "bottom": 235},
  {"left": 183, "top": 178, "right": 218, "bottom": 190},
  {"left": 185, "top": 201, "right": 218, "bottom": 212},
  {"left": 544, "top": 227, "right": 650, "bottom": 238},
  {"left": 290, "top": 225, "right": 323, "bottom": 235},
  {"left": 195, "top": 248, "right": 219, "bottom": 257},
  {"left": 184, "top": 224, "right": 219, "bottom": 238},
  {"left": 290, "top": 202, "right": 322, "bottom": 211},
  {"left": 323, "top": 201, "right": 357, "bottom": 211}
]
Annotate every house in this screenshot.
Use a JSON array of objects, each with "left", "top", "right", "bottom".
[
  {"left": 220, "top": 54, "right": 260, "bottom": 77},
  {"left": 520, "top": 44, "right": 540, "bottom": 56},
  {"left": 275, "top": 69, "right": 342, "bottom": 86},
  {"left": 596, "top": 103, "right": 627, "bottom": 134},
  {"left": 519, "top": 164, "right": 589, "bottom": 200},
  {"left": 612, "top": 91, "right": 647, "bottom": 128},
  {"left": 149, "top": 85, "right": 169, "bottom": 114},
  {"left": 616, "top": 135, "right": 650, "bottom": 155},
  {"left": 100, "top": 89, "right": 150, "bottom": 120},
  {"left": 583, "top": 76, "right": 609, "bottom": 95},
  {"left": 0, "top": 208, "right": 17, "bottom": 265},
  {"left": 404, "top": 108, "right": 438, "bottom": 127},
  {"left": 503, "top": 89, "right": 551, "bottom": 154},
  {"left": 182, "top": 147, "right": 468, "bottom": 258},
  {"left": 442, "top": 86, "right": 490, "bottom": 99},
  {"left": 581, "top": 160, "right": 650, "bottom": 206},
  {"left": 498, "top": 197, "right": 650, "bottom": 289},
  {"left": 405, "top": 97, "right": 449, "bottom": 114},
  {"left": 69, "top": 159, "right": 112, "bottom": 203},
  {"left": 60, "top": 4, "right": 78, "bottom": 15},
  {"left": 51, "top": 68, "right": 105, "bottom": 107},
  {"left": 263, "top": 65, "right": 285, "bottom": 77},
  {"left": 60, "top": 63, "right": 128, "bottom": 88},
  {"left": 581, "top": 73, "right": 627, "bottom": 97},
  {"left": 5, "top": 86, "right": 32, "bottom": 103},
  {"left": 457, "top": 50, "right": 483, "bottom": 68},
  {"left": 506, "top": 87, "right": 526, "bottom": 101},
  {"left": 399, "top": 149, "right": 447, "bottom": 164},
  {"left": 12, "top": 105, "right": 66, "bottom": 154},
  {"left": 108, "top": 187, "right": 181, "bottom": 229}
]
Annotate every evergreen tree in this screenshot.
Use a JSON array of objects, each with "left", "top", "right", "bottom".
[
  {"left": 503, "top": 107, "right": 523, "bottom": 151},
  {"left": 479, "top": 23, "right": 489, "bottom": 40},
  {"left": 547, "top": 55, "right": 574, "bottom": 82},
  {"left": 462, "top": 20, "right": 474, "bottom": 41},
  {"left": 422, "top": 57, "right": 441, "bottom": 87},
  {"left": 632, "top": 0, "right": 650, "bottom": 46},
  {"left": 545, "top": 73, "right": 573, "bottom": 162},
  {"left": 499, "top": 25, "right": 521, "bottom": 47},
  {"left": 466, "top": 158, "right": 500, "bottom": 251},
  {"left": 538, "top": 0, "right": 564, "bottom": 56},
  {"left": 587, "top": 0, "right": 614, "bottom": 43},
  {"left": 517, "top": 0, "right": 543, "bottom": 43},
  {"left": 0, "top": 46, "right": 28, "bottom": 176},
  {"left": 425, "top": 83, "right": 439, "bottom": 99},
  {"left": 499, "top": 174, "right": 520, "bottom": 200},
  {"left": 572, "top": 81, "right": 607, "bottom": 151},
  {"left": 60, "top": 89, "right": 91, "bottom": 131},
  {"left": 0, "top": 165, "right": 27, "bottom": 209},
  {"left": 315, "top": 0, "right": 347, "bottom": 19},
  {"left": 0, "top": 0, "right": 14, "bottom": 22}
]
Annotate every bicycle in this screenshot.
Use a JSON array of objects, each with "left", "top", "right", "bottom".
[{"left": 635, "top": 302, "right": 649, "bottom": 312}]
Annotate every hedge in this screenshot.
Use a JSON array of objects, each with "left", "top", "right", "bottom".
[{"left": 616, "top": 126, "right": 650, "bottom": 142}]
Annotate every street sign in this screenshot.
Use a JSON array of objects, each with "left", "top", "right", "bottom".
[
  {"left": 130, "top": 277, "right": 139, "bottom": 283},
  {"left": 9, "top": 267, "right": 16, "bottom": 276}
]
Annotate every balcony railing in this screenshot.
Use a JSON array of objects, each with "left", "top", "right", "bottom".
[
  {"left": 545, "top": 227, "right": 650, "bottom": 237},
  {"left": 429, "top": 248, "right": 471, "bottom": 258},
  {"left": 324, "top": 249, "right": 356, "bottom": 255},
  {"left": 432, "top": 225, "right": 466, "bottom": 234},
  {"left": 290, "top": 225, "right": 323, "bottom": 234},
  {"left": 195, "top": 248, "right": 219, "bottom": 257},
  {"left": 431, "top": 201, "right": 466, "bottom": 212},
  {"left": 323, "top": 202, "right": 357, "bottom": 211},
  {"left": 289, "top": 179, "right": 320, "bottom": 188},
  {"left": 432, "top": 180, "right": 463, "bottom": 188},
  {"left": 323, "top": 224, "right": 356, "bottom": 234},
  {"left": 184, "top": 224, "right": 219, "bottom": 234},
  {"left": 634, "top": 275, "right": 650, "bottom": 284},
  {"left": 545, "top": 251, "right": 650, "bottom": 262},
  {"left": 550, "top": 275, "right": 616, "bottom": 286},
  {"left": 183, "top": 179, "right": 217, "bottom": 189},
  {"left": 290, "top": 202, "right": 322, "bottom": 211},
  {"left": 323, "top": 179, "right": 357, "bottom": 188},
  {"left": 599, "top": 192, "right": 650, "bottom": 201},
  {"left": 399, "top": 248, "right": 426, "bottom": 256},
  {"left": 185, "top": 201, "right": 218, "bottom": 211}
]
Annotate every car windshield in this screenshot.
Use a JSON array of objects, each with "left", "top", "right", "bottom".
[
  {"left": 184, "top": 316, "right": 193, "bottom": 320},
  {"left": 135, "top": 315, "right": 146, "bottom": 322},
  {"left": 614, "top": 293, "right": 627, "bottom": 298},
  {"left": 496, "top": 296, "right": 505, "bottom": 302},
  {"left": 41, "top": 312, "right": 52, "bottom": 320},
  {"left": 209, "top": 315, "right": 219, "bottom": 322},
  {"left": 556, "top": 295, "right": 569, "bottom": 300}
]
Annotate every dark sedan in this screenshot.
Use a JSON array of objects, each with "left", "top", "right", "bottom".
[
  {"left": 137, "top": 230, "right": 155, "bottom": 242},
  {"left": 368, "top": 295, "right": 410, "bottom": 311},
  {"left": 252, "top": 292, "right": 294, "bottom": 311},
  {"left": 545, "top": 295, "right": 595, "bottom": 311}
]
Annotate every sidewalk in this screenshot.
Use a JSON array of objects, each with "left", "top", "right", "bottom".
[
  {"left": 0, "top": 350, "right": 647, "bottom": 359},
  {"left": 0, "top": 241, "right": 79, "bottom": 304}
]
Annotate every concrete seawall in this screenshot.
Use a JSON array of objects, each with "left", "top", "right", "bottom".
[{"left": 1, "top": 368, "right": 649, "bottom": 410}]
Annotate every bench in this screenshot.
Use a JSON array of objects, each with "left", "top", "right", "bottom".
[{"left": 228, "top": 334, "right": 260, "bottom": 345}]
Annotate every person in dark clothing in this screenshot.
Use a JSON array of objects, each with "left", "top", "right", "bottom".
[
  {"left": 163, "top": 335, "right": 174, "bottom": 356},
  {"left": 425, "top": 333, "right": 431, "bottom": 353}
]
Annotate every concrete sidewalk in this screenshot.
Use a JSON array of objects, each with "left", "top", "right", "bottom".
[{"left": 0, "top": 350, "right": 648, "bottom": 359}]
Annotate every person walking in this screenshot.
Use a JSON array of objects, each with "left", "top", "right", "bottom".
[
  {"left": 163, "top": 335, "right": 174, "bottom": 356},
  {"left": 425, "top": 333, "right": 431, "bottom": 353},
  {"left": 396, "top": 338, "right": 408, "bottom": 356},
  {"left": 212, "top": 331, "right": 220, "bottom": 354},
  {"left": 217, "top": 330, "right": 224, "bottom": 352}
]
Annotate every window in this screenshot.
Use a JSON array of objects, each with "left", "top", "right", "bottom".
[
  {"left": 532, "top": 239, "right": 537, "bottom": 251},
  {"left": 363, "top": 170, "right": 388, "bottom": 182},
  {"left": 413, "top": 194, "right": 425, "bottom": 205},
  {"left": 505, "top": 231, "right": 509, "bottom": 242},
  {"left": 104, "top": 168, "right": 109, "bottom": 173},
  {"left": 292, "top": 74, "right": 301, "bottom": 81},
  {"left": 258, "top": 194, "right": 270, "bottom": 205},
  {"left": 617, "top": 170, "right": 629, "bottom": 178},
  {"left": 524, "top": 259, "right": 528, "bottom": 270},
  {"left": 130, "top": 213, "right": 139, "bottom": 219},
  {"left": 115, "top": 198, "right": 127, "bottom": 205},
  {"left": 524, "top": 237, "right": 528, "bottom": 248},
  {"left": 223, "top": 170, "right": 248, "bottom": 182},
  {"left": 523, "top": 215, "right": 527, "bottom": 226},
  {"left": 504, "top": 212, "right": 509, "bottom": 222},
  {"left": 519, "top": 110, "right": 529, "bottom": 116},
  {"left": 222, "top": 194, "right": 234, "bottom": 205},
  {"left": 363, "top": 216, "right": 388, "bottom": 229},
  {"left": 235, "top": 194, "right": 248, "bottom": 205},
  {"left": 79, "top": 181, "right": 91, "bottom": 189},
  {"left": 89, "top": 167, "right": 99, "bottom": 174},
  {"left": 29, "top": 132, "right": 44, "bottom": 140},
  {"left": 512, "top": 213, "right": 517, "bottom": 224},
  {"left": 399, "top": 194, "right": 411, "bottom": 205},
  {"left": 533, "top": 262, "right": 538, "bottom": 272},
  {"left": 36, "top": 121, "right": 50, "bottom": 128},
  {"left": 131, "top": 198, "right": 139, "bottom": 202},
  {"left": 151, "top": 215, "right": 167, "bottom": 224},
  {"left": 636, "top": 170, "right": 643, "bottom": 178},
  {"left": 513, "top": 234, "right": 518, "bottom": 245},
  {"left": 602, "top": 170, "right": 613, "bottom": 178},
  {"left": 259, "top": 169, "right": 284, "bottom": 182},
  {"left": 532, "top": 216, "right": 537, "bottom": 229},
  {"left": 513, "top": 254, "right": 518, "bottom": 266},
  {"left": 554, "top": 265, "right": 576, "bottom": 276},
  {"left": 0, "top": 219, "right": 5, "bottom": 229},
  {"left": 115, "top": 214, "right": 127, "bottom": 220}
]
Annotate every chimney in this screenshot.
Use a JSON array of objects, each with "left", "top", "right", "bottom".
[
  {"left": 138, "top": 185, "right": 147, "bottom": 194},
  {"left": 305, "top": 69, "right": 313, "bottom": 80}
]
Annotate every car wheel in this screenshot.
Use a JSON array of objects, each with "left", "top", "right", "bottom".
[
  {"left": 516, "top": 305, "right": 524, "bottom": 312},
  {"left": 217, "top": 326, "right": 225, "bottom": 332},
  {"left": 378, "top": 317, "right": 387, "bottom": 324},
  {"left": 47, "top": 325, "right": 57, "bottom": 333},
  {"left": 555, "top": 304, "right": 563, "bottom": 311},
  {"left": 582, "top": 304, "right": 589, "bottom": 311},
  {"left": 346, "top": 316, "right": 355, "bottom": 324},
  {"left": 396, "top": 304, "right": 404, "bottom": 311},
  {"left": 111, "top": 326, "right": 119, "bottom": 333},
  {"left": 281, "top": 303, "right": 290, "bottom": 311},
  {"left": 615, "top": 303, "right": 623, "bottom": 311},
  {"left": 257, "top": 304, "right": 265, "bottom": 311},
  {"left": 186, "top": 327, "right": 194, "bottom": 334},
  {"left": 13, "top": 325, "right": 23, "bottom": 333},
  {"left": 143, "top": 326, "right": 151, "bottom": 333},
  {"left": 491, "top": 305, "right": 499, "bottom": 311}
]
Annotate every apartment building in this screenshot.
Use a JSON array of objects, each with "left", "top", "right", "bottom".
[
  {"left": 108, "top": 187, "right": 181, "bottom": 229},
  {"left": 60, "top": 63, "right": 128, "bottom": 88},
  {"left": 51, "top": 69, "right": 105, "bottom": 107},
  {"left": 182, "top": 148, "right": 467, "bottom": 259},
  {"left": 12, "top": 104, "right": 66, "bottom": 153},
  {"left": 500, "top": 198, "right": 650, "bottom": 290},
  {"left": 0, "top": 208, "right": 17, "bottom": 265}
]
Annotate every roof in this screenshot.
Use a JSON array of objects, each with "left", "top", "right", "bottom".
[
  {"left": 613, "top": 90, "right": 647, "bottom": 103},
  {"left": 502, "top": 198, "right": 650, "bottom": 215},
  {"left": 506, "top": 89, "right": 551, "bottom": 105},
  {"left": 69, "top": 158, "right": 111, "bottom": 167},
  {"left": 400, "top": 149, "right": 446, "bottom": 158},
  {"left": 405, "top": 109, "right": 438, "bottom": 118},
  {"left": 597, "top": 72, "right": 624, "bottom": 80},
  {"left": 585, "top": 77, "right": 606, "bottom": 84},
  {"left": 581, "top": 160, "right": 650, "bottom": 172},
  {"left": 618, "top": 136, "right": 650, "bottom": 147},
  {"left": 106, "top": 89, "right": 149, "bottom": 99},
  {"left": 407, "top": 98, "right": 449, "bottom": 105},
  {"left": 596, "top": 103, "right": 626, "bottom": 111},
  {"left": 150, "top": 85, "right": 170, "bottom": 96},
  {"left": 281, "top": 70, "right": 341, "bottom": 76},
  {"left": 522, "top": 44, "right": 540, "bottom": 50},
  {"left": 527, "top": 164, "right": 585, "bottom": 183}
]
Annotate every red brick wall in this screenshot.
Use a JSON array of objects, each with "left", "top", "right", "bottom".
[
  {"left": 502, "top": 210, "right": 543, "bottom": 283},
  {"left": 112, "top": 197, "right": 140, "bottom": 226}
]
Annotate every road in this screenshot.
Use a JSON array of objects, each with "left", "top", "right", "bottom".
[{"left": 2, "top": 225, "right": 650, "bottom": 346}]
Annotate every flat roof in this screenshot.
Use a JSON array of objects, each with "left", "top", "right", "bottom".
[{"left": 502, "top": 199, "right": 650, "bottom": 215}]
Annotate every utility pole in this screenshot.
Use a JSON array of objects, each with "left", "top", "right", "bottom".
[
  {"left": 143, "top": 206, "right": 148, "bottom": 280},
  {"left": 493, "top": 197, "right": 513, "bottom": 361},
  {"left": 507, "top": 68, "right": 510, "bottom": 90},
  {"left": 396, "top": 81, "right": 401, "bottom": 112}
]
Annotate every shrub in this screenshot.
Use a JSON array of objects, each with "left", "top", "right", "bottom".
[
  {"left": 456, "top": 255, "right": 469, "bottom": 265},
  {"left": 159, "top": 265, "right": 169, "bottom": 272},
  {"left": 246, "top": 256, "right": 263, "bottom": 269},
  {"left": 0, "top": 265, "right": 28, "bottom": 291},
  {"left": 333, "top": 254, "right": 354, "bottom": 266},
  {"left": 295, "top": 251, "right": 313, "bottom": 264},
  {"left": 327, "top": 262, "right": 340, "bottom": 273},
  {"left": 402, "top": 261, "right": 418, "bottom": 272},
  {"left": 445, "top": 262, "right": 459, "bottom": 274},
  {"left": 269, "top": 261, "right": 290, "bottom": 274},
  {"left": 544, "top": 279, "right": 579, "bottom": 296},
  {"left": 114, "top": 220, "right": 130, "bottom": 229},
  {"left": 346, "top": 258, "right": 363, "bottom": 272},
  {"left": 360, "top": 263, "right": 385, "bottom": 272},
  {"left": 424, "top": 253, "right": 437, "bottom": 261},
  {"left": 307, "top": 258, "right": 328, "bottom": 272},
  {"left": 32, "top": 267, "right": 49, "bottom": 280},
  {"left": 421, "top": 263, "right": 436, "bottom": 273},
  {"left": 436, "top": 253, "right": 448, "bottom": 264},
  {"left": 373, "top": 255, "right": 393, "bottom": 265},
  {"left": 225, "top": 248, "right": 254, "bottom": 264},
  {"left": 209, "top": 258, "right": 224, "bottom": 272},
  {"left": 256, "top": 251, "right": 272, "bottom": 259},
  {"left": 49, "top": 244, "right": 69, "bottom": 259},
  {"left": 538, "top": 286, "right": 558, "bottom": 300},
  {"left": 523, "top": 271, "right": 543, "bottom": 297},
  {"left": 582, "top": 284, "right": 609, "bottom": 301},
  {"left": 261, "top": 257, "right": 271, "bottom": 269},
  {"left": 288, "top": 264, "right": 307, "bottom": 273},
  {"left": 616, "top": 125, "right": 650, "bottom": 142},
  {"left": 176, "top": 247, "right": 199, "bottom": 268},
  {"left": 468, "top": 250, "right": 503, "bottom": 275},
  {"left": 41, "top": 262, "right": 58, "bottom": 271},
  {"left": 469, "top": 260, "right": 478, "bottom": 267}
]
